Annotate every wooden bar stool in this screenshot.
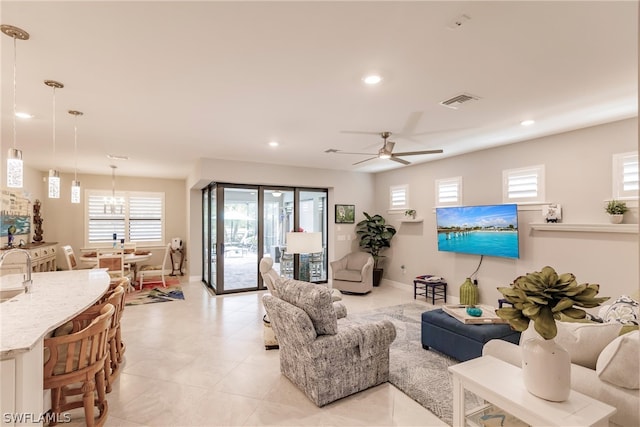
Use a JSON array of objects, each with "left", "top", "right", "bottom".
[{"left": 43, "top": 304, "right": 114, "bottom": 426}]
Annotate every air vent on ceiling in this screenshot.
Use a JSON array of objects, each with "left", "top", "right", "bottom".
[{"left": 439, "top": 93, "right": 480, "bottom": 110}]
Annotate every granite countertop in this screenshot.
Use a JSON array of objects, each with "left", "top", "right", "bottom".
[{"left": 0, "top": 269, "right": 109, "bottom": 357}]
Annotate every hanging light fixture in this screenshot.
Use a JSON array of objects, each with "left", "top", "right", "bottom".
[
  {"left": 1, "top": 25, "right": 29, "bottom": 188},
  {"left": 45, "top": 80, "right": 64, "bottom": 198},
  {"left": 68, "top": 110, "right": 83, "bottom": 203},
  {"left": 104, "top": 165, "right": 124, "bottom": 214}
]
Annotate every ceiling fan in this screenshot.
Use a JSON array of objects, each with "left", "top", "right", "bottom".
[{"left": 326, "top": 132, "right": 443, "bottom": 166}]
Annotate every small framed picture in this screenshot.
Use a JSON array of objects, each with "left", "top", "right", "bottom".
[{"left": 335, "top": 204, "right": 355, "bottom": 224}]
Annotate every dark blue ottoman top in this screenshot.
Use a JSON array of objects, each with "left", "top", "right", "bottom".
[{"left": 421, "top": 308, "right": 518, "bottom": 342}]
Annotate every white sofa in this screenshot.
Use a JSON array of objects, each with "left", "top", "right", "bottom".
[{"left": 483, "top": 323, "right": 639, "bottom": 427}]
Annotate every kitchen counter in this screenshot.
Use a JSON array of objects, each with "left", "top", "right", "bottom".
[
  {"left": 0, "top": 269, "right": 109, "bottom": 357},
  {"left": 0, "top": 269, "right": 109, "bottom": 425}
]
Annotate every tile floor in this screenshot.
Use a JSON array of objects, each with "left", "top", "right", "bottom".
[{"left": 72, "top": 279, "right": 449, "bottom": 426}]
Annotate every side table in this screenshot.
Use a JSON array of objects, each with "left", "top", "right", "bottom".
[
  {"left": 414, "top": 275, "right": 447, "bottom": 304},
  {"left": 448, "top": 356, "right": 616, "bottom": 427}
]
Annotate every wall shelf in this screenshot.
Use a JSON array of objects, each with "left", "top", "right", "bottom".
[
  {"left": 400, "top": 218, "right": 423, "bottom": 223},
  {"left": 529, "top": 223, "right": 638, "bottom": 234}
]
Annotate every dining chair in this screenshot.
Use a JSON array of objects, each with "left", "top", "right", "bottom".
[
  {"left": 137, "top": 243, "right": 172, "bottom": 290},
  {"left": 97, "top": 248, "right": 132, "bottom": 283},
  {"left": 61, "top": 245, "right": 92, "bottom": 271}
]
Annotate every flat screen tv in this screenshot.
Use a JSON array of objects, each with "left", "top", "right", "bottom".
[{"left": 436, "top": 204, "right": 519, "bottom": 259}]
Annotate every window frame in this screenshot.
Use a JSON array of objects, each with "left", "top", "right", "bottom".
[
  {"left": 435, "top": 176, "right": 462, "bottom": 207},
  {"left": 85, "top": 189, "right": 165, "bottom": 247},
  {"left": 389, "top": 184, "right": 409, "bottom": 212},
  {"left": 502, "top": 165, "right": 545, "bottom": 204},
  {"left": 612, "top": 151, "right": 638, "bottom": 200}
]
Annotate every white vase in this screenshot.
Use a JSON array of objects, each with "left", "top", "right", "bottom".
[
  {"left": 609, "top": 214, "right": 624, "bottom": 224},
  {"left": 521, "top": 337, "right": 571, "bottom": 402}
]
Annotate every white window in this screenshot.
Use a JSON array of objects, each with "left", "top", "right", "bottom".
[
  {"left": 613, "top": 152, "right": 638, "bottom": 200},
  {"left": 502, "top": 165, "right": 545, "bottom": 203},
  {"left": 435, "top": 177, "right": 462, "bottom": 206},
  {"left": 86, "top": 190, "right": 164, "bottom": 246},
  {"left": 389, "top": 185, "right": 408, "bottom": 211}
]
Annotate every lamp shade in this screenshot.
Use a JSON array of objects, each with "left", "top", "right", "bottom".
[{"left": 286, "top": 232, "right": 322, "bottom": 254}]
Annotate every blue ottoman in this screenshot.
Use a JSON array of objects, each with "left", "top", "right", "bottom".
[{"left": 421, "top": 309, "right": 520, "bottom": 361}]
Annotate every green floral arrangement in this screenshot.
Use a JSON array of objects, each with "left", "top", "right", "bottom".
[
  {"left": 496, "top": 266, "right": 609, "bottom": 339},
  {"left": 605, "top": 200, "right": 628, "bottom": 215}
]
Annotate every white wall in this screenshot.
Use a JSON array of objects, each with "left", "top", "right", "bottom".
[
  {"left": 186, "top": 158, "right": 376, "bottom": 281},
  {"left": 373, "top": 118, "right": 639, "bottom": 305}
]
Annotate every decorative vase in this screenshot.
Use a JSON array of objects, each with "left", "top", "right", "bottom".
[
  {"left": 459, "top": 278, "right": 478, "bottom": 305},
  {"left": 609, "top": 214, "right": 623, "bottom": 224},
  {"left": 521, "top": 337, "right": 571, "bottom": 402}
]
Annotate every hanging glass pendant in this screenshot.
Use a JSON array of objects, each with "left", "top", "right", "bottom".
[
  {"left": 71, "top": 180, "right": 81, "bottom": 204},
  {"left": 48, "top": 169, "right": 60, "bottom": 198},
  {"left": 7, "top": 148, "right": 23, "bottom": 188}
]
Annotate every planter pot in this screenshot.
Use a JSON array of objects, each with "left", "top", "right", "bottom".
[
  {"left": 521, "top": 337, "right": 571, "bottom": 402},
  {"left": 373, "top": 268, "right": 383, "bottom": 287},
  {"left": 609, "top": 214, "right": 624, "bottom": 224}
]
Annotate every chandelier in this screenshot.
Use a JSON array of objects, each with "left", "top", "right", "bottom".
[{"left": 104, "top": 165, "right": 124, "bottom": 214}]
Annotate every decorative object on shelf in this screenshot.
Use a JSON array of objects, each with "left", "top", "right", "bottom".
[
  {"left": 7, "top": 225, "right": 16, "bottom": 247},
  {"left": 459, "top": 277, "right": 478, "bottom": 305},
  {"left": 466, "top": 306, "right": 482, "bottom": 317},
  {"left": 404, "top": 209, "right": 416, "bottom": 219},
  {"left": 356, "top": 212, "right": 396, "bottom": 286},
  {"left": 32, "top": 199, "right": 44, "bottom": 242},
  {"left": 605, "top": 200, "right": 628, "bottom": 224},
  {"left": 2, "top": 25, "right": 29, "bottom": 188},
  {"left": 335, "top": 204, "right": 355, "bottom": 224},
  {"left": 542, "top": 203, "right": 562, "bottom": 223},
  {"left": 45, "top": 80, "right": 64, "bottom": 199},
  {"left": 496, "top": 266, "right": 610, "bottom": 402}
]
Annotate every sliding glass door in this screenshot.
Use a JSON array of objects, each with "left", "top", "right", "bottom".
[{"left": 202, "top": 183, "right": 327, "bottom": 294}]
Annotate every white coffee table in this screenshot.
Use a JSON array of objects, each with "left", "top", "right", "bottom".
[{"left": 448, "top": 356, "right": 616, "bottom": 427}]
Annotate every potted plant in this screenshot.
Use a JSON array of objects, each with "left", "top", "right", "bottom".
[
  {"left": 605, "top": 200, "right": 628, "bottom": 224},
  {"left": 496, "top": 266, "right": 609, "bottom": 401},
  {"left": 356, "top": 212, "right": 397, "bottom": 286},
  {"left": 404, "top": 209, "right": 416, "bottom": 219}
]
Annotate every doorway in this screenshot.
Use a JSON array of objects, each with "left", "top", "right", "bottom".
[{"left": 202, "top": 183, "right": 327, "bottom": 294}]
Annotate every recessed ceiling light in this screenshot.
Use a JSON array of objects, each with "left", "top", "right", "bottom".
[
  {"left": 107, "top": 154, "right": 129, "bottom": 161},
  {"left": 363, "top": 74, "right": 383, "bottom": 85},
  {"left": 269, "top": 141, "right": 279, "bottom": 147},
  {"left": 520, "top": 119, "right": 535, "bottom": 126},
  {"left": 15, "top": 112, "right": 33, "bottom": 119}
]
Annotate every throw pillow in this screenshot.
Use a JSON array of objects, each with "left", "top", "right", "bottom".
[
  {"left": 596, "top": 331, "right": 639, "bottom": 389},
  {"left": 600, "top": 295, "right": 639, "bottom": 325},
  {"left": 520, "top": 321, "right": 622, "bottom": 369},
  {"left": 277, "top": 278, "right": 338, "bottom": 335}
]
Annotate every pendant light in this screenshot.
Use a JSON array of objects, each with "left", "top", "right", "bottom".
[
  {"left": 104, "top": 165, "right": 124, "bottom": 214},
  {"left": 45, "top": 80, "right": 63, "bottom": 198},
  {"left": 1, "top": 25, "right": 29, "bottom": 188},
  {"left": 69, "top": 110, "right": 83, "bottom": 203}
]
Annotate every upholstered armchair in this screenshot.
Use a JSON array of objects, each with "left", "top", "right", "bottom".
[
  {"left": 330, "top": 252, "right": 374, "bottom": 294},
  {"left": 262, "top": 278, "right": 396, "bottom": 406}
]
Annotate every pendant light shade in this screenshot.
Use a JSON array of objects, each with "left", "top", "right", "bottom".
[
  {"left": 45, "top": 80, "right": 63, "bottom": 199},
  {"left": 2, "top": 25, "right": 29, "bottom": 188},
  {"left": 69, "top": 110, "right": 83, "bottom": 204}
]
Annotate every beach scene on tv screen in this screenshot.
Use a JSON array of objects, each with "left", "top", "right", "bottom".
[{"left": 436, "top": 204, "right": 519, "bottom": 259}]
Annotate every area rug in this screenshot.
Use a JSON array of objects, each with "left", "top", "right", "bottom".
[
  {"left": 125, "top": 276, "right": 184, "bottom": 306},
  {"left": 347, "top": 303, "right": 483, "bottom": 426}
]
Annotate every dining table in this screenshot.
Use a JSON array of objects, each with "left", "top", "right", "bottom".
[{"left": 79, "top": 250, "right": 153, "bottom": 284}]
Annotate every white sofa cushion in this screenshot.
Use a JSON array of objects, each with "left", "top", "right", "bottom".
[
  {"left": 596, "top": 331, "right": 639, "bottom": 390},
  {"left": 521, "top": 321, "right": 622, "bottom": 369}
]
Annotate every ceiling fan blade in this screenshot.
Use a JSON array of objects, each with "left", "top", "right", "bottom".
[
  {"left": 393, "top": 149, "right": 444, "bottom": 156},
  {"left": 340, "top": 130, "right": 382, "bottom": 135},
  {"left": 325, "top": 149, "right": 377, "bottom": 155},
  {"left": 389, "top": 156, "right": 411, "bottom": 165},
  {"left": 353, "top": 156, "right": 378, "bottom": 165}
]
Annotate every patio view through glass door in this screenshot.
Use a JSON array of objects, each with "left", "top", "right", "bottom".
[{"left": 202, "top": 183, "right": 327, "bottom": 294}]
